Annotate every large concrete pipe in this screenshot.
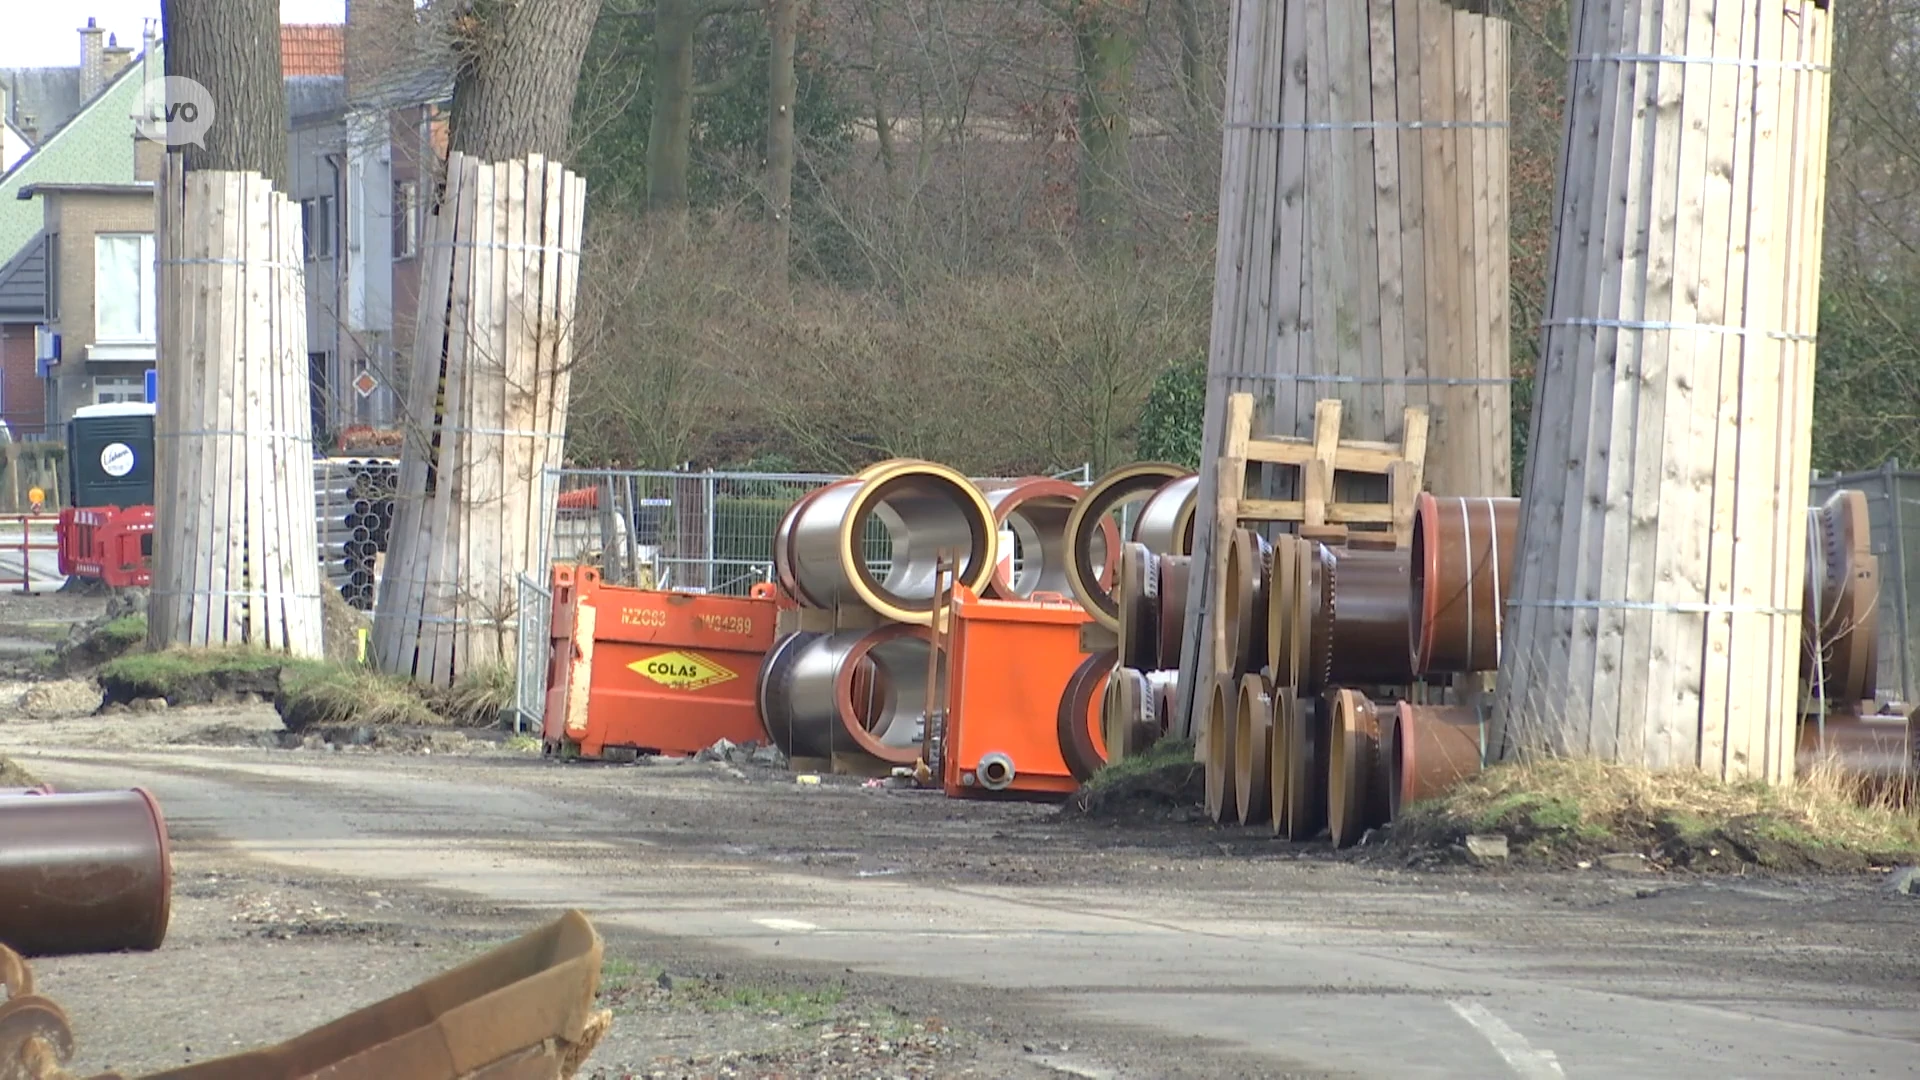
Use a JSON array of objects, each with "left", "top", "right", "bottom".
[
  {"left": 1116, "top": 542, "right": 1160, "bottom": 670},
  {"left": 1796, "top": 712, "right": 1914, "bottom": 799},
  {"left": 757, "top": 628, "right": 928, "bottom": 764},
  {"left": 1203, "top": 675, "right": 1239, "bottom": 823},
  {"left": 1410, "top": 495, "right": 1521, "bottom": 676},
  {"left": 1131, "top": 474, "right": 1201, "bottom": 556},
  {"left": 1270, "top": 691, "right": 1329, "bottom": 841},
  {"left": 1802, "top": 490, "right": 1879, "bottom": 705},
  {"left": 1223, "top": 528, "right": 1272, "bottom": 678},
  {"left": 773, "top": 478, "right": 858, "bottom": 605},
  {"left": 1156, "top": 554, "right": 1192, "bottom": 670},
  {"left": 788, "top": 460, "right": 998, "bottom": 624},
  {"left": 1384, "top": 703, "right": 1485, "bottom": 822},
  {"left": 1326, "top": 542, "right": 1416, "bottom": 687},
  {"left": 1328, "top": 690, "right": 1392, "bottom": 848},
  {"left": 1057, "top": 650, "right": 1116, "bottom": 780},
  {"left": 0, "top": 789, "right": 172, "bottom": 957},
  {"left": 984, "top": 478, "right": 1117, "bottom": 601},
  {"left": 1234, "top": 674, "right": 1274, "bottom": 827},
  {"left": 1065, "top": 463, "right": 1191, "bottom": 630}
]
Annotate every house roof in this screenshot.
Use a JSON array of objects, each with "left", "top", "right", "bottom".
[
  {"left": 0, "top": 231, "right": 47, "bottom": 322},
  {"left": 16, "top": 181, "right": 153, "bottom": 199},
  {"left": 288, "top": 75, "right": 348, "bottom": 122},
  {"left": 0, "top": 42, "right": 159, "bottom": 266},
  {"left": 0, "top": 68, "right": 84, "bottom": 143},
  {"left": 282, "top": 24, "right": 346, "bottom": 78}
]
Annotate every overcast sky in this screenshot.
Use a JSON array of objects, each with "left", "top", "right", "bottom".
[{"left": 0, "top": 1, "right": 346, "bottom": 69}]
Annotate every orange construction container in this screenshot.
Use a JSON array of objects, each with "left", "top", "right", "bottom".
[
  {"left": 940, "top": 588, "right": 1096, "bottom": 799},
  {"left": 541, "top": 565, "right": 779, "bottom": 759}
]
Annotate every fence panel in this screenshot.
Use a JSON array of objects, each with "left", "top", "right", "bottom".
[{"left": 513, "top": 571, "right": 552, "bottom": 733}]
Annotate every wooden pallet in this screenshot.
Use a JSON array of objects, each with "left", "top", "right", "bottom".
[{"left": 1216, "top": 392, "right": 1428, "bottom": 546}]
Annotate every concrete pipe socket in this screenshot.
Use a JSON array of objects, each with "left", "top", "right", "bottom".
[
  {"left": 1203, "top": 675, "right": 1239, "bottom": 824},
  {"left": 0, "top": 789, "right": 172, "bottom": 957},
  {"left": 788, "top": 460, "right": 998, "bottom": 625},
  {"left": 756, "top": 630, "right": 911, "bottom": 763},
  {"left": 1409, "top": 495, "right": 1521, "bottom": 677},
  {"left": 1267, "top": 537, "right": 1334, "bottom": 694},
  {"left": 1234, "top": 674, "right": 1275, "bottom": 828},
  {"left": 1065, "top": 463, "right": 1191, "bottom": 631},
  {"left": 1272, "top": 692, "right": 1330, "bottom": 841},
  {"left": 1327, "top": 690, "right": 1392, "bottom": 848},
  {"left": 1796, "top": 713, "right": 1915, "bottom": 803},
  {"left": 1223, "top": 528, "right": 1273, "bottom": 678},
  {"left": 1116, "top": 542, "right": 1161, "bottom": 671},
  {"left": 984, "top": 478, "right": 1118, "bottom": 602},
  {"left": 1102, "top": 665, "right": 1161, "bottom": 765},
  {"left": 1056, "top": 649, "right": 1116, "bottom": 779},
  {"left": 1384, "top": 703, "right": 1485, "bottom": 823},
  {"left": 1130, "top": 474, "right": 1201, "bottom": 557},
  {"left": 1801, "top": 489, "right": 1879, "bottom": 706},
  {"left": 773, "top": 477, "right": 859, "bottom": 605},
  {"left": 1155, "top": 554, "right": 1192, "bottom": 670}
]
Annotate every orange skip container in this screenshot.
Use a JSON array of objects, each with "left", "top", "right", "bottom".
[
  {"left": 542, "top": 565, "right": 778, "bottom": 759},
  {"left": 940, "top": 587, "right": 1095, "bottom": 799}
]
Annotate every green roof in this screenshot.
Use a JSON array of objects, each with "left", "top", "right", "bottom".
[{"left": 0, "top": 45, "right": 161, "bottom": 264}]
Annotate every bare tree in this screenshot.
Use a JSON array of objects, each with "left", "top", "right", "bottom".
[
  {"left": 767, "top": 0, "right": 798, "bottom": 278},
  {"left": 162, "top": 0, "right": 288, "bottom": 180}
]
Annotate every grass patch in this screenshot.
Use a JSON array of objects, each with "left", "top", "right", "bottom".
[
  {"left": 432, "top": 663, "right": 515, "bottom": 728},
  {"left": 684, "top": 982, "right": 845, "bottom": 1023},
  {"left": 277, "top": 662, "right": 440, "bottom": 732},
  {"left": 94, "top": 615, "right": 148, "bottom": 648},
  {"left": 1394, "top": 756, "right": 1920, "bottom": 872},
  {"left": 1084, "top": 737, "right": 1198, "bottom": 794},
  {"left": 98, "top": 647, "right": 289, "bottom": 702},
  {"left": 504, "top": 733, "right": 542, "bottom": 753}
]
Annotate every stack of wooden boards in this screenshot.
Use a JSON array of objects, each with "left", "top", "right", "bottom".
[
  {"left": 1497, "top": 0, "right": 1836, "bottom": 782},
  {"left": 375, "top": 152, "right": 588, "bottom": 686},
  {"left": 151, "top": 161, "right": 324, "bottom": 657}
]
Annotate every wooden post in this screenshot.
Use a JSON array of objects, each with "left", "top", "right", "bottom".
[
  {"left": 150, "top": 157, "right": 324, "bottom": 657},
  {"left": 1493, "top": 1, "right": 1836, "bottom": 783},
  {"left": 1172, "top": 0, "right": 1513, "bottom": 738},
  {"left": 372, "top": 152, "right": 588, "bottom": 686}
]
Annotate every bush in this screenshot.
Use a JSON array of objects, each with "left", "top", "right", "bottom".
[{"left": 1134, "top": 357, "right": 1206, "bottom": 468}]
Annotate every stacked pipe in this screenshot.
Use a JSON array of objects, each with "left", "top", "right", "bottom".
[
  {"left": 1067, "top": 463, "right": 1201, "bottom": 766},
  {"left": 315, "top": 457, "right": 399, "bottom": 611},
  {"left": 758, "top": 459, "right": 1006, "bottom": 769}
]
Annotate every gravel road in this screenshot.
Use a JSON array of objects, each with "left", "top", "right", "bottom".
[{"left": 5, "top": 702, "right": 1918, "bottom": 1079}]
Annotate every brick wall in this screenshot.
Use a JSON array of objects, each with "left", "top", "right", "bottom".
[
  {"left": 0, "top": 321, "right": 46, "bottom": 435},
  {"left": 41, "top": 189, "right": 157, "bottom": 424}
]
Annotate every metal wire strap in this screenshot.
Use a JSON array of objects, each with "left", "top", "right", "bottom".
[
  {"left": 1505, "top": 597, "right": 1797, "bottom": 616},
  {"left": 1572, "top": 53, "right": 1832, "bottom": 74},
  {"left": 1214, "top": 372, "right": 1515, "bottom": 387},
  {"left": 159, "top": 257, "right": 304, "bottom": 270},
  {"left": 150, "top": 589, "right": 325, "bottom": 600},
  {"left": 1540, "top": 317, "right": 1817, "bottom": 343},
  {"left": 438, "top": 426, "right": 568, "bottom": 439},
  {"left": 422, "top": 241, "right": 582, "bottom": 257},
  {"left": 156, "top": 430, "right": 314, "bottom": 441},
  {"left": 1226, "top": 119, "right": 1509, "bottom": 132}
]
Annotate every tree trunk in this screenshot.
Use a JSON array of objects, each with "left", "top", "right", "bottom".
[
  {"left": 766, "top": 0, "right": 798, "bottom": 281},
  {"left": 647, "top": 0, "right": 699, "bottom": 213},
  {"left": 1072, "top": 1, "right": 1141, "bottom": 244},
  {"left": 448, "top": 0, "right": 605, "bottom": 161},
  {"left": 161, "top": 0, "right": 287, "bottom": 183},
  {"left": 1172, "top": 0, "right": 1207, "bottom": 121}
]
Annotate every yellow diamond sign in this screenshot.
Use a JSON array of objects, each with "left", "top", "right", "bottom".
[{"left": 629, "top": 651, "right": 737, "bottom": 692}]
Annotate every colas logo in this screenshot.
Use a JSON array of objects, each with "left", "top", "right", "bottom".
[{"left": 628, "top": 650, "right": 736, "bottom": 692}]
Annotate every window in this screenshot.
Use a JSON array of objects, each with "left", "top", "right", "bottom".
[
  {"left": 94, "top": 375, "right": 144, "bottom": 405},
  {"left": 301, "top": 196, "right": 335, "bottom": 261},
  {"left": 394, "top": 180, "right": 418, "bottom": 259},
  {"left": 94, "top": 233, "right": 157, "bottom": 343}
]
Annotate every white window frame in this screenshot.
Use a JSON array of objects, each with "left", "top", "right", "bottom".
[
  {"left": 93, "top": 375, "right": 145, "bottom": 405},
  {"left": 94, "top": 232, "right": 157, "bottom": 345},
  {"left": 394, "top": 180, "right": 419, "bottom": 259},
  {"left": 302, "top": 196, "right": 335, "bottom": 261}
]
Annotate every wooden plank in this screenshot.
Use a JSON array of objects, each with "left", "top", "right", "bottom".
[
  {"left": 1339, "top": 0, "right": 1384, "bottom": 440},
  {"left": 210, "top": 172, "right": 243, "bottom": 644},
  {"left": 1302, "top": 398, "right": 1343, "bottom": 529},
  {"left": 1484, "top": 18, "right": 1513, "bottom": 496},
  {"left": 1243, "top": 436, "right": 1410, "bottom": 473},
  {"left": 1303, "top": 0, "right": 1338, "bottom": 423},
  {"left": 1270, "top": 0, "right": 1310, "bottom": 436},
  {"left": 1450, "top": 9, "right": 1484, "bottom": 498},
  {"left": 1367, "top": 0, "right": 1407, "bottom": 439},
  {"left": 242, "top": 174, "right": 271, "bottom": 648},
  {"left": 1416, "top": 0, "right": 1460, "bottom": 499}
]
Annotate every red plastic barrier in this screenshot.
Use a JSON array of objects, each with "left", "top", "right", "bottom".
[{"left": 57, "top": 505, "right": 154, "bottom": 587}]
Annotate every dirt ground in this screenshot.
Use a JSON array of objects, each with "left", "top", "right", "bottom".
[{"left": 4, "top": 592, "right": 1919, "bottom": 1078}]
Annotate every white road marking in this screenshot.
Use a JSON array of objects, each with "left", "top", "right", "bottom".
[
  {"left": 1449, "top": 1000, "right": 1566, "bottom": 1080},
  {"left": 753, "top": 917, "right": 819, "bottom": 933}
]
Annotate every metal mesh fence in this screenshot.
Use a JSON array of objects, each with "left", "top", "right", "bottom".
[
  {"left": 513, "top": 571, "right": 551, "bottom": 732},
  {"left": 1809, "top": 462, "right": 1919, "bottom": 706}
]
